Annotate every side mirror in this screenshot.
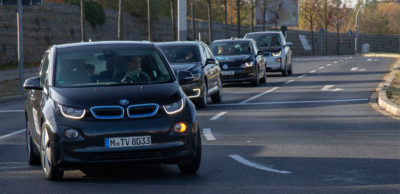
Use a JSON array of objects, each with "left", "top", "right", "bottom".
[
  {"left": 23, "top": 77, "right": 42, "bottom": 90},
  {"left": 205, "top": 58, "right": 216, "bottom": 65},
  {"left": 177, "top": 71, "right": 194, "bottom": 84},
  {"left": 285, "top": 42, "right": 293, "bottom": 46},
  {"left": 256, "top": 51, "right": 265, "bottom": 56}
]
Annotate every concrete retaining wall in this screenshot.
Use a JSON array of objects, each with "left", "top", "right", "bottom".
[{"left": 0, "top": 2, "right": 399, "bottom": 65}]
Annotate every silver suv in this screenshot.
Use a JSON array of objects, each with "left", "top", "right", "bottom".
[{"left": 244, "top": 31, "right": 293, "bottom": 76}]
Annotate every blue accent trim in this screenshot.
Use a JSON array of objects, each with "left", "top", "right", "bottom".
[
  {"left": 127, "top": 103, "right": 159, "bottom": 119},
  {"left": 89, "top": 106, "right": 124, "bottom": 120},
  {"left": 105, "top": 138, "right": 109, "bottom": 148}
]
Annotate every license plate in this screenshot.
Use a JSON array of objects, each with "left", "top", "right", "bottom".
[
  {"left": 105, "top": 136, "right": 151, "bottom": 148},
  {"left": 222, "top": 71, "right": 234, "bottom": 75}
]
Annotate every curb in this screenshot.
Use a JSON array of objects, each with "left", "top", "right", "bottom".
[
  {"left": 377, "top": 59, "right": 400, "bottom": 117},
  {"left": 0, "top": 95, "right": 26, "bottom": 104}
]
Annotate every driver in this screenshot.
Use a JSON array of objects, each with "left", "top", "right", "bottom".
[
  {"left": 185, "top": 51, "right": 194, "bottom": 61},
  {"left": 123, "top": 56, "right": 151, "bottom": 83}
]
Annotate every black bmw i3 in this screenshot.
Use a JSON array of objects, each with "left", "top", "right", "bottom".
[{"left": 23, "top": 41, "right": 201, "bottom": 180}]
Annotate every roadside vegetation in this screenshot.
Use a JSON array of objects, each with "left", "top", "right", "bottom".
[
  {"left": 0, "top": 79, "right": 22, "bottom": 98},
  {"left": 387, "top": 71, "right": 400, "bottom": 105}
]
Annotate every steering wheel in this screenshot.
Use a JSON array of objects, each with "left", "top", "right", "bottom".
[{"left": 121, "top": 71, "right": 151, "bottom": 84}]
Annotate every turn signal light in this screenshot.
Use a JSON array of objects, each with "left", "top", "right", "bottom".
[
  {"left": 173, "top": 122, "right": 187, "bottom": 133},
  {"left": 276, "top": 58, "right": 281, "bottom": 63}
]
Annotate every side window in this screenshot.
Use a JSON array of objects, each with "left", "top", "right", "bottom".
[
  {"left": 198, "top": 45, "right": 206, "bottom": 63},
  {"left": 205, "top": 46, "right": 214, "bottom": 59},
  {"left": 39, "top": 52, "right": 50, "bottom": 87}
]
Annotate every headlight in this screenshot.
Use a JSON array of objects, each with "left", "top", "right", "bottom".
[
  {"left": 242, "top": 61, "right": 253, "bottom": 68},
  {"left": 192, "top": 72, "right": 201, "bottom": 81},
  {"left": 56, "top": 103, "right": 86, "bottom": 119},
  {"left": 272, "top": 51, "right": 282, "bottom": 57},
  {"left": 163, "top": 98, "right": 184, "bottom": 115}
]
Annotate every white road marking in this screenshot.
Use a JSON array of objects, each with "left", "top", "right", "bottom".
[
  {"left": 285, "top": 80, "right": 294, "bottom": 84},
  {"left": 240, "top": 87, "right": 279, "bottom": 104},
  {"left": 318, "top": 66, "right": 325, "bottom": 70},
  {"left": 321, "top": 85, "right": 344, "bottom": 92},
  {"left": 229, "top": 155, "right": 292, "bottom": 174},
  {"left": 309, "top": 70, "right": 316, "bottom": 73},
  {"left": 298, "top": 74, "right": 306, "bottom": 78},
  {"left": 333, "top": 61, "right": 338, "bottom": 64},
  {"left": 326, "top": 63, "right": 332, "bottom": 67},
  {"left": 359, "top": 68, "right": 366, "bottom": 71},
  {"left": 210, "top": 98, "right": 368, "bottom": 107},
  {"left": 210, "top": 111, "right": 227, "bottom": 120},
  {"left": 351, "top": 67, "right": 359, "bottom": 71},
  {"left": 0, "top": 110, "right": 24, "bottom": 113},
  {"left": 0, "top": 129, "right": 25, "bottom": 141},
  {"left": 202, "top": 128, "right": 216, "bottom": 141}
]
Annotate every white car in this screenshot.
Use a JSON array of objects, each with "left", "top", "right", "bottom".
[{"left": 244, "top": 31, "right": 293, "bottom": 76}]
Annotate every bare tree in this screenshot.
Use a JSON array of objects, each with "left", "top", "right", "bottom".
[
  {"left": 147, "top": 0, "right": 151, "bottom": 41},
  {"left": 269, "top": 0, "right": 283, "bottom": 30},
  {"left": 262, "top": 0, "right": 271, "bottom": 31},
  {"left": 331, "top": 0, "right": 349, "bottom": 54},
  {"left": 237, "top": 0, "right": 241, "bottom": 37},
  {"left": 250, "top": 0, "right": 255, "bottom": 32},
  {"left": 192, "top": 0, "right": 196, "bottom": 40},
  {"left": 118, "top": 0, "right": 124, "bottom": 40},
  {"left": 224, "top": 0, "right": 228, "bottom": 38},
  {"left": 207, "top": 0, "right": 213, "bottom": 43},
  {"left": 299, "top": 0, "right": 319, "bottom": 55},
  {"left": 81, "top": 0, "right": 85, "bottom": 42},
  {"left": 170, "top": 0, "right": 176, "bottom": 40}
]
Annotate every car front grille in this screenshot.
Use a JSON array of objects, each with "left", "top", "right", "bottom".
[
  {"left": 90, "top": 106, "right": 125, "bottom": 119},
  {"left": 127, "top": 104, "right": 159, "bottom": 119}
]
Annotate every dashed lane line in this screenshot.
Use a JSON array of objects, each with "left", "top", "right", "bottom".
[
  {"left": 202, "top": 128, "right": 216, "bottom": 141},
  {"left": 210, "top": 98, "right": 368, "bottom": 107},
  {"left": 309, "top": 70, "right": 316, "bottom": 73},
  {"left": 318, "top": 66, "right": 325, "bottom": 70},
  {"left": 229, "top": 155, "right": 292, "bottom": 174},
  {"left": 326, "top": 63, "right": 332, "bottom": 67},
  {"left": 0, "top": 129, "right": 25, "bottom": 141},
  {"left": 285, "top": 80, "right": 294, "bottom": 84},
  {"left": 0, "top": 110, "right": 24, "bottom": 113},
  {"left": 239, "top": 87, "right": 279, "bottom": 104},
  {"left": 298, "top": 74, "right": 306, "bottom": 78},
  {"left": 210, "top": 111, "right": 227, "bottom": 120}
]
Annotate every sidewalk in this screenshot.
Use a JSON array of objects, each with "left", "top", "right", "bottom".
[{"left": 0, "top": 67, "right": 38, "bottom": 82}]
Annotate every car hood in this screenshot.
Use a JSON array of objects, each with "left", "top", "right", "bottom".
[
  {"left": 170, "top": 63, "right": 200, "bottom": 74},
  {"left": 50, "top": 82, "right": 183, "bottom": 108},
  {"left": 214, "top": 55, "right": 252, "bottom": 63},
  {"left": 258, "top": 46, "right": 282, "bottom": 52}
]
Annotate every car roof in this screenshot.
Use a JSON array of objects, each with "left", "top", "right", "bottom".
[
  {"left": 211, "top": 39, "right": 253, "bottom": 44},
  {"left": 155, "top": 41, "right": 203, "bottom": 46},
  {"left": 53, "top": 41, "right": 154, "bottom": 49},
  {"left": 245, "top": 31, "right": 283, "bottom": 36}
]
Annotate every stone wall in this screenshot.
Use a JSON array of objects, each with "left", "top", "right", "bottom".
[{"left": 0, "top": 2, "right": 399, "bottom": 65}]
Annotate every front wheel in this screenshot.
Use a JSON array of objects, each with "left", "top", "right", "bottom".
[
  {"left": 211, "top": 77, "right": 223, "bottom": 103},
  {"left": 251, "top": 67, "right": 260, "bottom": 86},
  {"left": 195, "top": 82, "right": 208, "bottom": 108},
  {"left": 26, "top": 121, "right": 40, "bottom": 165},
  {"left": 260, "top": 67, "right": 267, "bottom": 84},
  {"left": 40, "top": 125, "right": 63, "bottom": 180},
  {"left": 288, "top": 62, "right": 293, "bottom": 75},
  {"left": 178, "top": 131, "right": 201, "bottom": 174},
  {"left": 281, "top": 62, "right": 288, "bottom": 76}
]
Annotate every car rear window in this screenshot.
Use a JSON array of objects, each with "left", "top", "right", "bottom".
[{"left": 158, "top": 45, "right": 201, "bottom": 64}]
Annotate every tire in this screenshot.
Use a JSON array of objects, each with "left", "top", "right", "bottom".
[
  {"left": 26, "top": 121, "right": 40, "bottom": 165},
  {"left": 195, "top": 82, "right": 208, "bottom": 108},
  {"left": 288, "top": 62, "right": 293, "bottom": 75},
  {"left": 178, "top": 130, "right": 201, "bottom": 174},
  {"left": 40, "top": 125, "right": 64, "bottom": 180},
  {"left": 251, "top": 67, "right": 260, "bottom": 86},
  {"left": 281, "top": 61, "right": 288, "bottom": 76},
  {"left": 260, "top": 67, "right": 267, "bottom": 84},
  {"left": 211, "top": 77, "right": 223, "bottom": 103}
]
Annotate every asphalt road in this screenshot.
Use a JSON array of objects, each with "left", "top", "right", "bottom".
[{"left": 0, "top": 56, "right": 399, "bottom": 194}]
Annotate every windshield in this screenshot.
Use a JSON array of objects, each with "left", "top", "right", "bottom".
[
  {"left": 55, "top": 46, "right": 173, "bottom": 87},
  {"left": 210, "top": 41, "right": 253, "bottom": 56},
  {"left": 158, "top": 45, "right": 200, "bottom": 64},
  {"left": 245, "top": 33, "right": 282, "bottom": 47}
]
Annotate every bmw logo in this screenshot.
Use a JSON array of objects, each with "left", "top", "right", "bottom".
[
  {"left": 119, "top": 99, "right": 130, "bottom": 106},
  {"left": 223, "top": 64, "right": 228, "bottom": 70}
]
